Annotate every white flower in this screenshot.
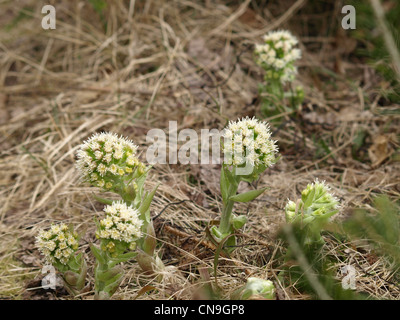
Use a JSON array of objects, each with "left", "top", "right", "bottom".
[
  {"left": 96, "top": 201, "right": 143, "bottom": 250},
  {"left": 222, "top": 117, "right": 278, "bottom": 169},
  {"left": 36, "top": 223, "right": 79, "bottom": 265},
  {"left": 94, "top": 151, "right": 103, "bottom": 160},
  {"left": 255, "top": 30, "right": 301, "bottom": 83},
  {"left": 274, "top": 59, "right": 285, "bottom": 69},
  {"left": 76, "top": 132, "right": 146, "bottom": 189}
]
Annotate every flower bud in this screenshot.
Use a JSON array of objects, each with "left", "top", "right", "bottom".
[
  {"left": 123, "top": 182, "right": 138, "bottom": 202},
  {"left": 236, "top": 277, "right": 276, "bottom": 300}
]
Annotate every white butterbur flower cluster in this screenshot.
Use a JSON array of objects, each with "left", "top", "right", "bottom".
[
  {"left": 76, "top": 132, "right": 146, "bottom": 190},
  {"left": 222, "top": 117, "right": 278, "bottom": 169},
  {"left": 96, "top": 201, "right": 143, "bottom": 252},
  {"left": 254, "top": 30, "right": 301, "bottom": 82},
  {"left": 36, "top": 223, "right": 79, "bottom": 265}
]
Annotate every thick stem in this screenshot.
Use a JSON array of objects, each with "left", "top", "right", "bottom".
[
  {"left": 270, "top": 78, "right": 284, "bottom": 101},
  {"left": 219, "top": 182, "right": 239, "bottom": 235},
  {"left": 94, "top": 254, "right": 108, "bottom": 298}
]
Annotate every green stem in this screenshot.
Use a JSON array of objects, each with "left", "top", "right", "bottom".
[
  {"left": 219, "top": 181, "right": 239, "bottom": 235},
  {"left": 94, "top": 252, "right": 109, "bottom": 297},
  {"left": 269, "top": 78, "right": 284, "bottom": 101}
]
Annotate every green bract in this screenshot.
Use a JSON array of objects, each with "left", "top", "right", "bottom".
[
  {"left": 284, "top": 179, "right": 340, "bottom": 244},
  {"left": 285, "top": 179, "right": 340, "bottom": 225}
]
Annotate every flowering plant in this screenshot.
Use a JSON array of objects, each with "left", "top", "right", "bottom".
[
  {"left": 36, "top": 223, "right": 87, "bottom": 295},
  {"left": 36, "top": 132, "right": 162, "bottom": 299},
  {"left": 254, "top": 30, "right": 304, "bottom": 116},
  {"left": 90, "top": 201, "right": 143, "bottom": 299},
  {"left": 75, "top": 132, "right": 163, "bottom": 298},
  {"left": 210, "top": 117, "right": 278, "bottom": 251},
  {"left": 76, "top": 132, "right": 161, "bottom": 266}
]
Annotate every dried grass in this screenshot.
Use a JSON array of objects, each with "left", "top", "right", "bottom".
[{"left": 0, "top": 0, "right": 399, "bottom": 300}]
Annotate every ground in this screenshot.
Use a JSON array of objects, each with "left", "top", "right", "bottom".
[{"left": 0, "top": 0, "right": 399, "bottom": 300}]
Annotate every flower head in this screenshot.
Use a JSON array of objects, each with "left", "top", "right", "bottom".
[
  {"left": 76, "top": 132, "right": 146, "bottom": 190},
  {"left": 222, "top": 117, "right": 278, "bottom": 171},
  {"left": 285, "top": 179, "right": 340, "bottom": 224},
  {"left": 36, "top": 223, "right": 79, "bottom": 265},
  {"left": 96, "top": 201, "right": 143, "bottom": 253},
  {"left": 254, "top": 30, "right": 301, "bottom": 82}
]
